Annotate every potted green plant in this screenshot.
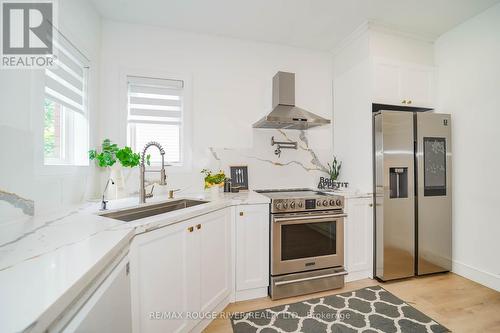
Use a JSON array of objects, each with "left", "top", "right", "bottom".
[
  {"left": 201, "top": 169, "right": 226, "bottom": 196},
  {"left": 89, "top": 139, "right": 149, "bottom": 198},
  {"left": 326, "top": 156, "right": 342, "bottom": 181}
]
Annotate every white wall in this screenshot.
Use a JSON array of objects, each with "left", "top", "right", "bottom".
[
  {"left": 435, "top": 3, "right": 500, "bottom": 291},
  {"left": 333, "top": 30, "right": 372, "bottom": 193},
  {"left": 99, "top": 21, "right": 334, "bottom": 194},
  {"left": 0, "top": 0, "right": 101, "bottom": 221},
  {"left": 333, "top": 27, "right": 434, "bottom": 194}
]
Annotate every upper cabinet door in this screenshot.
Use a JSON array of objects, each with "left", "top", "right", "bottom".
[
  {"left": 373, "top": 60, "right": 401, "bottom": 105},
  {"left": 373, "top": 58, "right": 435, "bottom": 108},
  {"left": 400, "top": 65, "right": 435, "bottom": 108}
]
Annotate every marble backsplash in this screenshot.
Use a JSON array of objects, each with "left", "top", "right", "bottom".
[
  {"left": 0, "top": 191, "right": 34, "bottom": 216},
  {"left": 204, "top": 128, "right": 332, "bottom": 190},
  {"left": 1, "top": 128, "right": 333, "bottom": 221},
  {"left": 104, "top": 127, "right": 333, "bottom": 198}
]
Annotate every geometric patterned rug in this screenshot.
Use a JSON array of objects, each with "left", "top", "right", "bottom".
[{"left": 230, "top": 286, "right": 449, "bottom": 332}]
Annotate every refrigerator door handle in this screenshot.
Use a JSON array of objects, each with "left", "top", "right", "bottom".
[{"left": 396, "top": 173, "right": 400, "bottom": 198}]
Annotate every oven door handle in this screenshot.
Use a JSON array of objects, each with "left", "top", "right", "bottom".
[
  {"left": 274, "top": 270, "right": 348, "bottom": 286},
  {"left": 273, "top": 214, "right": 346, "bottom": 223}
]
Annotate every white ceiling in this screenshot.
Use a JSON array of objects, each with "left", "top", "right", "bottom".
[{"left": 90, "top": 0, "right": 500, "bottom": 51}]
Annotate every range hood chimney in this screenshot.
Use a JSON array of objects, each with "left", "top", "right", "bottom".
[{"left": 253, "top": 71, "right": 331, "bottom": 130}]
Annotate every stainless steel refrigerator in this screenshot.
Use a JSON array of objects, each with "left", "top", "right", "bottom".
[{"left": 373, "top": 111, "right": 452, "bottom": 281}]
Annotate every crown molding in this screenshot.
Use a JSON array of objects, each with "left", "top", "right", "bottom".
[
  {"left": 330, "top": 21, "right": 370, "bottom": 56},
  {"left": 367, "top": 21, "right": 437, "bottom": 44},
  {"left": 330, "top": 20, "right": 437, "bottom": 56}
]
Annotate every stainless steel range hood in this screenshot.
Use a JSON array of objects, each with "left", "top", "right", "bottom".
[{"left": 253, "top": 71, "right": 331, "bottom": 130}]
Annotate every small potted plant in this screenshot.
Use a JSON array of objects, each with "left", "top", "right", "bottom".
[
  {"left": 327, "top": 156, "right": 342, "bottom": 181},
  {"left": 201, "top": 169, "right": 226, "bottom": 196},
  {"left": 89, "top": 139, "right": 149, "bottom": 198}
]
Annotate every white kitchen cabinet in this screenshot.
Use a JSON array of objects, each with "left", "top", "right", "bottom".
[
  {"left": 197, "top": 209, "right": 232, "bottom": 313},
  {"left": 130, "top": 208, "right": 232, "bottom": 333},
  {"left": 373, "top": 61, "right": 401, "bottom": 105},
  {"left": 235, "top": 204, "right": 269, "bottom": 300},
  {"left": 62, "top": 255, "right": 132, "bottom": 333},
  {"left": 400, "top": 65, "right": 435, "bottom": 107},
  {"left": 344, "top": 196, "right": 373, "bottom": 282},
  {"left": 130, "top": 219, "right": 197, "bottom": 333},
  {"left": 373, "top": 58, "right": 435, "bottom": 108}
]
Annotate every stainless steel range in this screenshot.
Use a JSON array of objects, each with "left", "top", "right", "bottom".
[{"left": 256, "top": 189, "right": 347, "bottom": 300}]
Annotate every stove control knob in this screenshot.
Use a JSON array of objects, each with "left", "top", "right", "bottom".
[
  {"left": 323, "top": 200, "right": 329, "bottom": 206},
  {"left": 282, "top": 202, "right": 288, "bottom": 209},
  {"left": 317, "top": 200, "right": 321, "bottom": 206},
  {"left": 336, "top": 199, "right": 342, "bottom": 206},
  {"left": 275, "top": 203, "right": 281, "bottom": 210},
  {"left": 330, "top": 199, "right": 335, "bottom": 206},
  {"left": 298, "top": 202, "right": 303, "bottom": 208},
  {"left": 290, "top": 201, "right": 296, "bottom": 209}
]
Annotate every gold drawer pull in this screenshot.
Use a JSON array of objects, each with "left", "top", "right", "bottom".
[
  {"left": 402, "top": 100, "right": 407, "bottom": 104},
  {"left": 196, "top": 224, "right": 201, "bottom": 230},
  {"left": 239, "top": 212, "right": 244, "bottom": 216},
  {"left": 187, "top": 226, "right": 194, "bottom": 233}
]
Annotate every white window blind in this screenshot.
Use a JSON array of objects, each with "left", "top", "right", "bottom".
[
  {"left": 127, "top": 76, "right": 184, "bottom": 164},
  {"left": 43, "top": 31, "right": 89, "bottom": 166}
]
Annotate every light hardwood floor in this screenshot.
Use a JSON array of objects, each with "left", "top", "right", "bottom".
[{"left": 204, "top": 273, "right": 500, "bottom": 333}]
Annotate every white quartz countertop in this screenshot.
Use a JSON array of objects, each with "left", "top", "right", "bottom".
[
  {"left": 0, "top": 190, "right": 269, "bottom": 333},
  {"left": 319, "top": 189, "right": 373, "bottom": 198}
]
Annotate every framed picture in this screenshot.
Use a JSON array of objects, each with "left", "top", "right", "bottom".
[{"left": 230, "top": 166, "right": 248, "bottom": 190}]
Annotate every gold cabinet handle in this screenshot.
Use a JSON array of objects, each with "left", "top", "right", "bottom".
[
  {"left": 187, "top": 226, "right": 194, "bottom": 233},
  {"left": 239, "top": 212, "right": 244, "bottom": 216},
  {"left": 407, "top": 100, "right": 412, "bottom": 104},
  {"left": 196, "top": 224, "right": 201, "bottom": 230},
  {"left": 369, "top": 203, "right": 373, "bottom": 207},
  {"left": 402, "top": 100, "right": 407, "bottom": 104}
]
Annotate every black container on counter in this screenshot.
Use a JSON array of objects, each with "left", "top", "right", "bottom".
[{"left": 224, "top": 178, "right": 232, "bottom": 193}]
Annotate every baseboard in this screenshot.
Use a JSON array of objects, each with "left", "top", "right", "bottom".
[
  {"left": 346, "top": 269, "right": 372, "bottom": 282},
  {"left": 191, "top": 293, "right": 232, "bottom": 333},
  {"left": 192, "top": 288, "right": 270, "bottom": 332},
  {"left": 452, "top": 260, "right": 500, "bottom": 292},
  {"left": 234, "top": 287, "right": 269, "bottom": 302}
]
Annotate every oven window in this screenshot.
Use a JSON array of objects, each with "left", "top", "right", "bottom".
[{"left": 281, "top": 221, "right": 337, "bottom": 261}]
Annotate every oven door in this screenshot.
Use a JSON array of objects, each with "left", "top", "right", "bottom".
[{"left": 272, "top": 212, "right": 345, "bottom": 276}]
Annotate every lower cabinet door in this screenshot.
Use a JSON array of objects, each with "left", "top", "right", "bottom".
[
  {"left": 63, "top": 256, "right": 132, "bottom": 333},
  {"left": 197, "top": 208, "right": 232, "bottom": 313},
  {"left": 130, "top": 220, "right": 198, "bottom": 333},
  {"left": 345, "top": 197, "right": 373, "bottom": 280},
  {"left": 236, "top": 204, "right": 269, "bottom": 291}
]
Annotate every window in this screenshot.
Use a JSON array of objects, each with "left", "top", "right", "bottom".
[
  {"left": 43, "top": 33, "right": 89, "bottom": 166},
  {"left": 127, "top": 76, "right": 184, "bottom": 165}
]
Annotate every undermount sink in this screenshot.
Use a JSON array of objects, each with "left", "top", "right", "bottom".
[{"left": 100, "top": 199, "right": 208, "bottom": 222}]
